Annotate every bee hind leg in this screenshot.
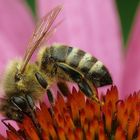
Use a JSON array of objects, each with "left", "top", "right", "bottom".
[{"left": 57, "top": 62, "right": 101, "bottom": 104}]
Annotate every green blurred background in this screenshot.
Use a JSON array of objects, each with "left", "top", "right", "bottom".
[{"left": 26, "top": 0, "right": 140, "bottom": 46}]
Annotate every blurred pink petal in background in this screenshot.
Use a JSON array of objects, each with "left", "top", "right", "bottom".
[
  {"left": 0, "top": 34, "right": 18, "bottom": 73},
  {"left": 122, "top": 8, "right": 140, "bottom": 98},
  {"left": 0, "top": 0, "right": 34, "bottom": 73}
]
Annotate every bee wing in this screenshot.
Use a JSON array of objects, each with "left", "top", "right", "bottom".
[{"left": 20, "top": 5, "right": 63, "bottom": 73}]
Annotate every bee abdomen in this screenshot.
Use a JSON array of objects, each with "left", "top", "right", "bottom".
[
  {"left": 76, "top": 52, "right": 112, "bottom": 87},
  {"left": 85, "top": 61, "right": 112, "bottom": 87},
  {"left": 41, "top": 45, "right": 112, "bottom": 87},
  {"left": 65, "top": 48, "right": 112, "bottom": 87},
  {"left": 40, "top": 45, "right": 69, "bottom": 70},
  {"left": 65, "top": 48, "right": 85, "bottom": 67},
  {"left": 49, "top": 45, "right": 68, "bottom": 62},
  {"left": 78, "top": 53, "right": 98, "bottom": 74},
  {"left": 50, "top": 45, "right": 86, "bottom": 68}
]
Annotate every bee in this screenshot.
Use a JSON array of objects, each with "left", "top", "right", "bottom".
[{"left": 0, "top": 5, "right": 112, "bottom": 122}]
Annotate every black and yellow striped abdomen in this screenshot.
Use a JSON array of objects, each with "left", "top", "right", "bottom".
[{"left": 40, "top": 44, "right": 112, "bottom": 87}]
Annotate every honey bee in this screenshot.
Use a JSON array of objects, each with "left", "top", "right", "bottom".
[{"left": 0, "top": 5, "right": 112, "bottom": 122}]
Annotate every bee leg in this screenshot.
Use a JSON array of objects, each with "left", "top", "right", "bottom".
[
  {"left": 46, "top": 89, "right": 54, "bottom": 104},
  {"left": 35, "top": 72, "right": 48, "bottom": 89},
  {"left": 57, "top": 62, "right": 91, "bottom": 96},
  {"left": 57, "top": 81, "right": 70, "bottom": 97},
  {"left": 46, "top": 89, "right": 55, "bottom": 116},
  {"left": 57, "top": 62, "right": 101, "bottom": 103},
  {"left": 35, "top": 72, "right": 54, "bottom": 106},
  {"left": 25, "top": 95, "right": 42, "bottom": 139},
  {"left": 25, "top": 95, "right": 35, "bottom": 110},
  {"left": 78, "top": 79, "right": 102, "bottom": 104},
  {"left": 57, "top": 62, "right": 84, "bottom": 81}
]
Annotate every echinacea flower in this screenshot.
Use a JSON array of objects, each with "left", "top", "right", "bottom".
[
  {"left": 0, "top": 86, "right": 140, "bottom": 140},
  {"left": 0, "top": 0, "right": 140, "bottom": 138}
]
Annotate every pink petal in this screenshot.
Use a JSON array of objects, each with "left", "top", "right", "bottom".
[
  {"left": 37, "top": 0, "right": 123, "bottom": 94},
  {"left": 0, "top": 115, "right": 18, "bottom": 137},
  {"left": 0, "top": 0, "right": 34, "bottom": 54},
  {"left": 0, "top": 115, "right": 7, "bottom": 137},
  {"left": 121, "top": 8, "right": 140, "bottom": 98},
  {"left": 0, "top": 34, "right": 19, "bottom": 74}
]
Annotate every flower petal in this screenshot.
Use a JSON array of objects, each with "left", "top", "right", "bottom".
[
  {"left": 0, "top": 115, "right": 7, "bottom": 137},
  {"left": 121, "top": 7, "right": 140, "bottom": 98},
  {"left": 37, "top": 0, "right": 123, "bottom": 93},
  {"left": 0, "top": 0, "right": 34, "bottom": 54},
  {"left": 0, "top": 34, "right": 19, "bottom": 74}
]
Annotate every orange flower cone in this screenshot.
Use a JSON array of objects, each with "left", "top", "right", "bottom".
[{"left": 1, "top": 86, "right": 140, "bottom": 140}]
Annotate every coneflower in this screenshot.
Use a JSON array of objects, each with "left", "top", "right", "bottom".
[{"left": 0, "top": 86, "right": 140, "bottom": 140}]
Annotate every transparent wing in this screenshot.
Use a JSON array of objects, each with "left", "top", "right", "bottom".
[{"left": 20, "top": 5, "right": 63, "bottom": 73}]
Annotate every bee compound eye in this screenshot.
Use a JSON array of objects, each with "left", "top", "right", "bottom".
[
  {"left": 11, "top": 96, "right": 27, "bottom": 111},
  {"left": 16, "top": 112, "right": 24, "bottom": 121},
  {"left": 15, "top": 73, "right": 22, "bottom": 82},
  {"left": 11, "top": 111, "right": 24, "bottom": 122},
  {"left": 6, "top": 110, "right": 24, "bottom": 122}
]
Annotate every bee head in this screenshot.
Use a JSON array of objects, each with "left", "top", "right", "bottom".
[
  {"left": 0, "top": 95, "right": 34, "bottom": 122},
  {"left": 0, "top": 97, "right": 24, "bottom": 122}
]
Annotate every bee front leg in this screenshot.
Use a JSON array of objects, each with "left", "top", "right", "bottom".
[
  {"left": 35, "top": 72, "right": 54, "bottom": 105},
  {"left": 35, "top": 72, "right": 48, "bottom": 89},
  {"left": 57, "top": 62, "right": 100, "bottom": 103}
]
